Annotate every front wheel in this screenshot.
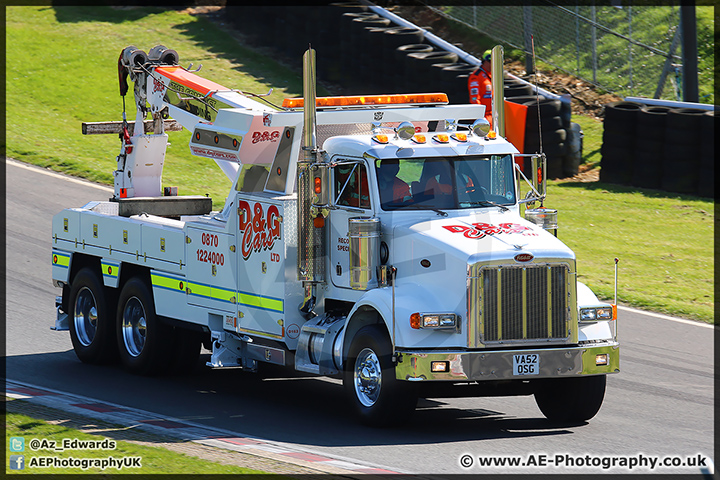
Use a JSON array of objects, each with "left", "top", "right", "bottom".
[
  {"left": 116, "top": 277, "right": 172, "bottom": 375},
  {"left": 534, "top": 375, "right": 607, "bottom": 422},
  {"left": 343, "top": 325, "right": 417, "bottom": 427}
]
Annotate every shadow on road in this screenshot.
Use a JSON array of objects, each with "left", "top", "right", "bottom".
[{"left": 7, "top": 351, "right": 580, "bottom": 450}]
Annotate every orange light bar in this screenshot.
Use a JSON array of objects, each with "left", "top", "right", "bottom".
[{"left": 282, "top": 93, "right": 449, "bottom": 108}]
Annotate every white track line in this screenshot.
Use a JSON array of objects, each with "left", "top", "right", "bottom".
[
  {"left": 617, "top": 305, "right": 715, "bottom": 329},
  {"left": 6, "top": 158, "right": 114, "bottom": 192}
]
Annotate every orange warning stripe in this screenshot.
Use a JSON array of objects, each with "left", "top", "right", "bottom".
[{"left": 155, "top": 66, "right": 228, "bottom": 96}]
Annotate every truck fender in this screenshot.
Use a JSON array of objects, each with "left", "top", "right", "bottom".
[
  {"left": 337, "top": 289, "right": 392, "bottom": 371},
  {"left": 576, "top": 281, "right": 600, "bottom": 305},
  {"left": 576, "top": 281, "right": 615, "bottom": 342},
  {"left": 338, "top": 283, "right": 445, "bottom": 369}
]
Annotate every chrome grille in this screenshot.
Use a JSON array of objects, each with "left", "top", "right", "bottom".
[{"left": 478, "top": 264, "right": 570, "bottom": 343}]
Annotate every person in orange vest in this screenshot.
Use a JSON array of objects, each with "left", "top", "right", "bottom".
[{"left": 468, "top": 50, "right": 493, "bottom": 123}]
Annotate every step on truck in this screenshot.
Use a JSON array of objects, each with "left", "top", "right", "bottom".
[{"left": 51, "top": 45, "right": 619, "bottom": 426}]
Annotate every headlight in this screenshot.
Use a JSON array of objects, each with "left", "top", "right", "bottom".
[
  {"left": 410, "top": 313, "right": 460, "bottom": 332},
  {"left": 579, "top": 305, "right": 615, "bottom": 322}
]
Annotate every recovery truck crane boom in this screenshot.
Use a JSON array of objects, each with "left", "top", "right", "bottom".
[{"left": 52, "top": 45, "right": 619, "bottom": 426}]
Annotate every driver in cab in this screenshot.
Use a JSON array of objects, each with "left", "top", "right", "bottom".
[{"left": 377, "top": 159, "right": 411, "bottom": 207}]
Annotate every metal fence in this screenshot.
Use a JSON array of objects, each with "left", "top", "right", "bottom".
[{"left": 425, "top": 2, "right": 686, "bottom": 101}]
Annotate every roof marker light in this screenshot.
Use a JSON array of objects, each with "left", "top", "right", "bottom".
[
  {"left": 282, "top": 93, "right": 449, "bottom": 108},
  {"left": 451, "top": 132, "right": 468, "bottom": 142},
  {"left": 372, "top": 134, "right": 389, "bottom": 144},
  {"left": 411, "top": 134, "right": 426, "bottom": 144},
  {"left": 433, "top": 133, "right": 450, "bottom": 143}
]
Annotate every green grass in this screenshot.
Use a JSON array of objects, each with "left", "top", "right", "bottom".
[
  {"left": 571, "top": 114, "right": 604, "bottom": 169},
  {"left": 6, "top": 409, "right": 267, "bottom": 474},
  {"left": 6, "top": 6, "right": 322, "bottom": 209},
  {"left": 545, "top": 181, "right": 714, "bottom": 322},
  {"left": 6, "top": 6, "right": 714, "bottom": 322}
]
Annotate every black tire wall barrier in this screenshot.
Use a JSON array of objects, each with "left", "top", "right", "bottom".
[
  {"left": 223, "top": 2, "right": 576, "bottom": 179},
  {"left": 602, "top": 101, "right": 714, "bottom": 197},
  {"left": 507, "top": 95, "right": 569, "bottom": 179},
  {"left": 697, "top": 110, "right": 716, "bottom": 198},
  {"left": 599, "top": 101, "right": 642, "bottom": 185}
]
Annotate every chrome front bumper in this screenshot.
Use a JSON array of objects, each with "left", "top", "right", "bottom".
[{"left": 395, "top": 343, "right": 619, "bottom": 382}]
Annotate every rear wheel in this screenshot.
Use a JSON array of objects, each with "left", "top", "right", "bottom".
[
  {"left": 68, "top": 267, "right": 117, "bottom": 364},
  {"left": 534, "top": 375, "right": 606, "bottom": 422},
  {"left": 116, "top": 277, "right": 172, "bottom": 375},
  {"left": 344, "top": 325, "right": 417, "bottom": 427}
]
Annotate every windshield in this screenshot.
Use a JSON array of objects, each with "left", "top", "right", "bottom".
[{"left": 375, "top": 155, "right": 516, "bottom": 211}]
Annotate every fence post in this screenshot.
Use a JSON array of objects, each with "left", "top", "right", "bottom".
[
  {"left": 653, "top": 27, "right": 681, "bottom": 99},
  {"left": 522, "top": 3, "right": 534, "bottom": 74},
  {"left": 680, "top": 4, "right": 699, "bottom": 102},
  {"left": 591, "top": 4, "right": 597, "bottom": 84}
]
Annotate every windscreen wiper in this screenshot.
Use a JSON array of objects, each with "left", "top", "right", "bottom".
[
  {"left": 466, "top": 200, "right": 509, "bottom": 212},
  {"left": 389, "top": 203, "right": 448, "bottom": 216}
]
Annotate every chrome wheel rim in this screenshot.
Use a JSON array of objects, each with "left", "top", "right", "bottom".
[
  {"left": 73, "top": 286, "right": 98, "bottom": 346},
  {"left": 121, "top": 296, "right": 147, "bottom": 357},
  {"left": 354, "top": 347, "right": 382, "bottom": 407}
]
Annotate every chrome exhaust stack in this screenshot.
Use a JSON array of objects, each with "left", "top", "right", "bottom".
[
  {"left": 491, "top": 45, "right": 505, "bottom": 137},
  {"left": 297, "top": 47, "right": 327, "bottom": 318}
]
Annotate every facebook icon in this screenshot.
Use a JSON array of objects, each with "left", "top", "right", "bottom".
[{"left": 10, "top": 455, "right": 25, "bottom": 470}]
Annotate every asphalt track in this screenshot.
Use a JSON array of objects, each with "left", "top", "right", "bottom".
[{"left": 5, "top": 159, "right": 715, "bottom": 475}]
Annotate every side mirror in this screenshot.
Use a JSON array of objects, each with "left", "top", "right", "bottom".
[
  {"left": 530, "top": 154, "right": 547, "bottom": 199},
  {"left": 310, "top": 163, "right": 331, "bottom": 208},
  {"left": 515, "top": 153, "right": 547, "bottom": 206}
]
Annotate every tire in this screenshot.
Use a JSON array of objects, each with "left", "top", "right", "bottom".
[
  {"left": 68, "top": 267, "right": 117, "bottom": 364},
  {"left": 600, "top": 144, "right": 633, "bottom": 185},
  {"left": 504, "top": 83, "right": 533, "bottom": 97},
  {"left": 524, "top": 128, "right": 567, "bottom": 150},
  {"left": 525, "top": 97, "right": 562, "bottom": 117},
  {"left": 603, "top": 101, "right": 643, "bottom": 125},
  {"left": 506, "top": 94, "right": 547, "bottom": 105},
  {"left": 395, "top": 43, "right": 433, "bottom": 62},
  {"left": 116, "top": 277, "right": 172, "bottom": 375},
  {"left": 344, "top": 325, "right": 417, "bottom": 427},
  {"left": 666, "top": 107, "right": 707, "bottom": 133},
  {"left": 382, "top": 26, "right": 424, "bottom": 50},
  {"left": 535, "top": 375, "right": 606, "bottom": 422},
  {"left": 632, "top": 155, "right": 663, "bottom": 189},
  {"left": 525, "top": 114, "right": 564, "bottom": 133}
]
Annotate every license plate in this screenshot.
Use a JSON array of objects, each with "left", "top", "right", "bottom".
[{"left": 513, "top": 353, "right": 539, "bottom": 376}]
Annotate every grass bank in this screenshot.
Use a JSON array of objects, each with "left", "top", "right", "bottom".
[
  {"left": 5, "top": 6, "right": 714, "bottom": 322},
  {"left": 6, "top": 408, "right": 267, "bottom": 474}
]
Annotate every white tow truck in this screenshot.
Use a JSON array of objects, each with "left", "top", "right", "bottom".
[{"left": 51, "top": 45, "right": 619, "bottom": 426}]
